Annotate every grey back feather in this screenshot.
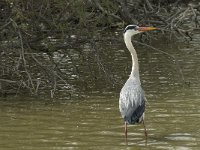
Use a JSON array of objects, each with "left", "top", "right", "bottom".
[{"left": 119, "top": 76, "right": 145, "bottom": 124}]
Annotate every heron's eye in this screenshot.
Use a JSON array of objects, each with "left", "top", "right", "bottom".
[{"left": 135, "top": 26, "right": 139, "bottom": 30}]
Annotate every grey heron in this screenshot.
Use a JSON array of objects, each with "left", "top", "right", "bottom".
[{"left": 119, "top": 25, "right": 157, "bottom": 140}]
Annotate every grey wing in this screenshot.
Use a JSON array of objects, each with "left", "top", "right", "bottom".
[{"left": 119, "top": 81, "right": 145, "bottom": 124}]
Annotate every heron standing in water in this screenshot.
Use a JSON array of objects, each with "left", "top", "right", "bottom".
[{"left": 119, "top": 25, "right": 157, "bottom": 140}]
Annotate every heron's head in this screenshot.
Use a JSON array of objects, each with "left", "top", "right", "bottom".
[{"left": 123, "top": 25, "right": 157, "bottom": 37}]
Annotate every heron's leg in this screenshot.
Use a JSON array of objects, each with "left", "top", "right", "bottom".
[
  {"left": 142, "top": 120, "right": 147, "bottom": 140},
  {"left": 125, "top": 122, "right": 128, "bottom": 140}
]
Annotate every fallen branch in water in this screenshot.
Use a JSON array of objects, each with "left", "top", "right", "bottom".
[
  {"left": 0, "top": 0, "right": 199, "bottom": 97},
  {"left": 133, "top": 40, "right": 185, "bottom": 83}
]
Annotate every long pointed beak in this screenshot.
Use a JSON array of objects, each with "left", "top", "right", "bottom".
[{"left": 138, "top": 27, "right": 157, "bottom": 31}]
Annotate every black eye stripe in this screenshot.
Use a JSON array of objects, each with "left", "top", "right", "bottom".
[{"left": 124, "top": 25, "right": 137, "bottom": 33}]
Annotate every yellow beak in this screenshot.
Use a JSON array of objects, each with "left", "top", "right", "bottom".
[{"left": 138, "top": 27, "right": 157, "bottom": 31}]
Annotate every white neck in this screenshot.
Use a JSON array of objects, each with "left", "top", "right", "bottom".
[{"left": 124, "top": 33, "right": 140, "bottom": 82}]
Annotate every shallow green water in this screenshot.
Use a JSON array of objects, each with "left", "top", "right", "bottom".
[
  {"left": 0, "top": 33, "right": 200, "bottom": 149},
  {"left": 0, "top": 93, "right": 199, "bottom": 149}
]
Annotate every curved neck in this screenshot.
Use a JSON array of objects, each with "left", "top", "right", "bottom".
[{"left": 124, "top": 33, "right": 140, "bottom": 81}]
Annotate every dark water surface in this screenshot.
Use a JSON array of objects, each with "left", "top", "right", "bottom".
[{"left": 0, "top": 33, "right": 200, "bottom": 149}]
